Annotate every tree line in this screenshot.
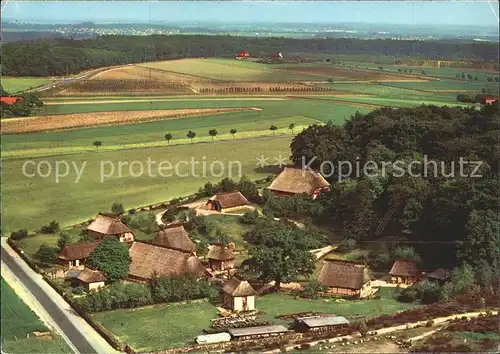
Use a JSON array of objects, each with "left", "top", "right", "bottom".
[
  {"left": 287, "top": 103, "right": 499, "bottom": 276},
  {"left": 3, "top": 35, "right": 498, "bottom": 76}
]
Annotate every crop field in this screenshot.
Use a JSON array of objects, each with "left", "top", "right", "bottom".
[
  {"left": 1, "top": 77, "right": 54, "bottom": 93},
  {"left": 314, "top": 95, "right": 477, "bottom": 109},
  {"left": 2, "top": 99, "right": 369, "bottom": 158},
  {"left": 336, "top": 61, "right": 499, "bottom": 81},
  {"left": 139, "top": 58, "right": 325, "bottom": 82},
  {"left": 281, "top": 64, "right": 423, "bottom": 81},
  {"left": 57, "top": 79, "right": 193, "bottom": 96},
  {"left": 1, "top": 277, "right": 72, "bottom": 353},
  {"left": 2, "top": 107, "right": 261, "bottom": 134}
]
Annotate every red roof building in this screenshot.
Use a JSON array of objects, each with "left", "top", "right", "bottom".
[
  {"left": 0, "top": 96, "right": 24, "bottom": 105},
  {"left": 483, "top": 96, "right": 498, "bottom": 105},
  {"left": 236, "top": 50, "right": 249, "bottom": 60}
]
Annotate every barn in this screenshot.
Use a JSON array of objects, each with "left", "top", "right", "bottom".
[
  {"left": 317, "top": 259, "right": 373, "bottom": 299},
  {"left": 86, "top": 214, "right": 134, "bottom": 242},
  {"left": 58, "top": 241, "right": 100, "bottom": 268},
  {"left": 389, "top": 259, "right": 420, "bottom": 285},
  {"left": 268, "top": 166, "right": 330, "bottom": 199},
  {"left": 207, "top": 243, "right": 235, "bottom": 271},
  {"left": 236, "top": 50, "right": 249, "bottom": 60},
  {"left": 206, "top": 191, "right": 250, "bottom": 212},
  {"left": 152, "top": 222, "right": 196, "bottom": 254}
]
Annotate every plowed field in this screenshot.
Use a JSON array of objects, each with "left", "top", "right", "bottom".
[{"left": 2, "top": 108, "right": 260, "bottom": 134}]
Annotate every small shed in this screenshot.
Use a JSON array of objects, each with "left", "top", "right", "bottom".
[
  {"left": 206, "top": 191, "right": 250, "bottom": 212},
  {"left": 294, "top": 315, "right": 350, "bottom": 332},
  {"left": 76, "top": 268, "right": 106, "bottom": 291},
  {"left": 268, "top": 166, "right": 330, "bottom": 199},
  {"left": 207, "top": 243, "right": 235, "bottom": 271},
  {"left": 227, "top": 325, "right": 289, "bottom": 340},
  {"left": 195, "top": 332, "right": 231, "bottom": 345},
  {"left": 86, "top": 214, "right": 134, "bottom": 242},
  {"left": 221, "top": 275, "right": 257, "bottom": 312},
  {"left": 425, "top": 268, "right": 452, "bottom": 285},
  {"left": 389, "top": 259, "right": 419, "bottom": 285}
]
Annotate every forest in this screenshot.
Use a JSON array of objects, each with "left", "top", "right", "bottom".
[
  {"left": 2, "top": 35, "right": 498, "bottom": 76},
  {"left": 287, "top": 103, "right": 499, "bottom": 274}
]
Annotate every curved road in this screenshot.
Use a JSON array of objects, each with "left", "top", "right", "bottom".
[{"left": 1, "top": 239, "right": 118, "bottom": 354}]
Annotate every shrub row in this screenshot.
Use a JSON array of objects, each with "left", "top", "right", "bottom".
[{"left": 76, "top": 275, "right": 219, "bottom": 313}]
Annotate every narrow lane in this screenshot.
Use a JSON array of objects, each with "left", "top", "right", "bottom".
[{"left": 1, "top": 243, "right": 98, "bottom": 354}]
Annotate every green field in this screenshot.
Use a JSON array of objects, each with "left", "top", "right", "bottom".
[
  {"left": 1, "top": 277, "right": 72, "bottom": 353},
  {"left": 2, "top": 137, "right": 291, "bottom": 233},
  {"left": 92, "top": 288, "right": 417, "bottom": 352},
  {"left": 334, "top": 61, "right": 498, "bottom": 81},
  {"left": 93, "top": 302, "right": 217, "bottom": 352},
  {"left": 139, "top": 58, "right": 323, "bottom": 82},
  {"left": 3, "top": 99, "right": 368, "bottom": 158},
  {"left": 1, "top": 77, "right": 54, "bottom": 93},
  {"left": 315, "top": 95, "right": 477, "bottom": 109}
]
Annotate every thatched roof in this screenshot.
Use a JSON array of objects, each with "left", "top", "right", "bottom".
[
  {"left": 86, "top": 214, "right": 132, "bottom": 235},
  {"left": 389, "top": 259, "right": 419, "bottom": 277},
  {"left": 153, "top": 223, "right": 196, "bottom": 253},
  {"left": 207, "top": 243, "right": 235, "bottom": 261},
  {"left": 208, "top": 191, "right": 249, "bottom": 209},
  {"left": 317, "top": 260, "right": 370, "bottom": 290},
  {"left": 426, "top": 268, "right": 452, "bottom": 281},
  {"left": 58, "top": 242, "right": 100, "bottom": 261},
  {"left": 128, "top": 242, "right": 208, "bottom": 281},
  {"left": 76, "top": 268, "right": 106, "bottom": 283},
  {"left": 268, "top": 167, "right": 330, "bottom": 195},
  {"left": 222, "top": 276, "right": 257, "bottom": 297}
]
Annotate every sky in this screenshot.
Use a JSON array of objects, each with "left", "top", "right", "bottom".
[{"left": 2, "top": 1, "right": 499, "bottom": 27}]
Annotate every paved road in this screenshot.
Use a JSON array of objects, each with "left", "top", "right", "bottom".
[{"left": 1, "top": 239, "right": 119, "bottom": 354}]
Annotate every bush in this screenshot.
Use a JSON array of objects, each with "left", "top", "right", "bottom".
[
  {"left": 40, "top": 220, "right": 60, "bottom": 234},
  {"left": 34, "top": 243, "right": 59, "bottom": 263},
  {"left": 425, "top": 320, "right": 434, "bottom": 327},
  {"left": 240, "top": 209, "right": 260, "bottom": 224},
  {"left": 337, "top": 238, "right": 357, "bottom": 253},
  {"left": 57, "top": 231, "right": 71, "bottom": 250},
  {"left": 128, "top": 208, "right": 136, "bottom": 215},
  {"left": 10, "top": 229, "right": 28, "bottom": 241},
  {"left": 299, "top": 280, "right": 328, "bottom": 299},
  {"left": 111, "top": 202, "right": 125, "bottom": 215}
]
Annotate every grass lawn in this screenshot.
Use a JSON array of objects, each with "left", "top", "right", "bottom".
[
  {"left": 1, "top": 77, "right": 53, "bottom": 93},
  {"left": 18, "top": 227, "right": 82, "bottom": 257},
  {"left": 319, "top": 95, "right": 477, "bottom": 109},
  {"left": 138, "top": 58, "right": 321, "bottom": 82},
  {"left": 203, "top": 214, "right": 252, "bottom": 250},
  {"left": 1, "top": 277, "right": 72, "bottom": 353},
  {"left": 92, "top": 302, "right": 218, "bottom": 352},
  {"left": 2, "top": 137, "right": 291, "bottom": 233},
  {"left": 257, "top": 288, "right": 417, "bottom": 325}
]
